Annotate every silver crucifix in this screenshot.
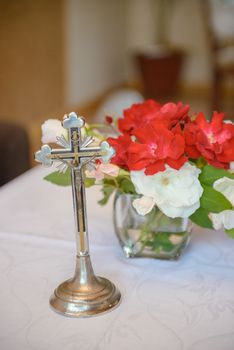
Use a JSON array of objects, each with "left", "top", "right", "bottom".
[{"left": 35, "top": 112, "right": 121, "bottom": 317}]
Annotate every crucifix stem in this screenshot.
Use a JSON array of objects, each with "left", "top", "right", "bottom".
[{"left": 71, "top": 167, "right": 89, "bottom": 256}]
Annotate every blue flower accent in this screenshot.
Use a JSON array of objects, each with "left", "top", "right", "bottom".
[
  {"left": 100, "top": 141, "right": 115, "bottom": 163},
  {"left": 63, "top": 112, "right": 85, "bottom": 129}
]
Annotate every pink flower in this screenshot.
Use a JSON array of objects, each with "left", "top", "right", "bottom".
[{"left": 86, "top": 163, "right": 119, "bottom": 182}]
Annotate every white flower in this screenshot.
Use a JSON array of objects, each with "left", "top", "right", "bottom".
[
  {"left": 132, "top": 196, "right": 155, "bottom": 216},
  {"left": 85, "top": 163, "right": 119, "bottom": 182},
  {"left": 41, "top": 119, "right": 68, "bottom": 144},
  {"left": 100, "top": 141, "right": 115, "bottom": 163},
  {"left": 209, "top": 177, "right": 234, "bottom": 231},
  {"left": 209, "top": 210, "right": 234, "bottom": 230},
  {"left": 213, "top": 177, "right": 234, "bottom": 206},
  {"left": 130, "top": 162, "right": 203, "bottom": 218}
]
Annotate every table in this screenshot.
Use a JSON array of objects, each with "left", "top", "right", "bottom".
[{"left": 0, "top": 167, "right": 234, "bottom": 350}]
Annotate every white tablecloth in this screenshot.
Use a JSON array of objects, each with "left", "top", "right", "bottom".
[{"left": 0, "top": 167, "right": 234, "bottom": 350}]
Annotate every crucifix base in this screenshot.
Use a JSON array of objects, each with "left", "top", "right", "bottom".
[{"left": 49, "top": 255, "right": 121, "bottom": 317}]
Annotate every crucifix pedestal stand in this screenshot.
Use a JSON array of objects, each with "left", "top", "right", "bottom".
[{"left": 35, "top": 112, "right": 121, "bottom": 317}]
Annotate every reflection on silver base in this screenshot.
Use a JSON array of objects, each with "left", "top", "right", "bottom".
[{"left": 49, "top": 255, "right": 121, "bottom": 317}]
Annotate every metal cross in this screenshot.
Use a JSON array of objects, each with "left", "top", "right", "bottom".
[
  {"left": 35, "top": 112, "right": 104, "bottom": 256},
  {"left": 35, "top": 111, "right": 121, "bottom": 317}
]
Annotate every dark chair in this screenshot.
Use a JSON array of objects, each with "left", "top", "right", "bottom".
[
  {"left": 202, "top": 0, "right": 234, "bottom": 112},
  {"left": 0, "top": 122, "right": 30, "bottom": 186}
]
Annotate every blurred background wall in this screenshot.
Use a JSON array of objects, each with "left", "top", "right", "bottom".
[
  {"left": 64, "top": 0, "right": 128, "bottom": 108},
  {"left": 65, "top": 0, "right": 212, "bottom": 106},
  {"left": 0, "top": 0, "right": 214, "bottom": 121},
  {"left": 0, "top": 0, "right": 233, "bottom": 182},
  {"left": 0, "top": 0, "right": 64, "bottom": 122}
]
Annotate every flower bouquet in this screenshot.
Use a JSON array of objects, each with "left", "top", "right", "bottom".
[{"left": 42, "top": 99, "right": 234, "bottom": 259}]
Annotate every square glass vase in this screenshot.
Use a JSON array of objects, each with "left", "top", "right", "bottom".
[{"left": 113, "top": 193, "right": 193, "bottom": 260}]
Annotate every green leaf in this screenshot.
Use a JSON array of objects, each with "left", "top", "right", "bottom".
[
  {"left": 200, "top": 185, "right": 232, "bottom": 213},
  {"left": 117, "top": 176, "right": 136, "bottom": 194},
  {"left": 103, "top": 178, "right": 117, "bottom": 187},
  {"left": 199, "top": 164, "right": 234, "bottom": 186},
  {"left": 84, "top": 177, "right": 95, "bottom": 187},
  {"left": 44, "top": 170, "right": 71, "bottom": 186},
  {"left": 98, "top": 184, "right": 115, "bottom": 205},
  {"left": 118, "top": 169, "right": 130, "bottom": 177},
  {"left": 151, "top": 233, "right": 175, "bottom": 252},
  {"left": 225, "top": 228, "right": 234, "bottom": 238},
  {"left": 190, "top": 207, "right": 213, "bottom": 229}
]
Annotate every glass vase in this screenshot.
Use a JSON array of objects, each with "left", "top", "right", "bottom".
[{"left": 113, "top": 193, "right": 193, "bottom": 260}]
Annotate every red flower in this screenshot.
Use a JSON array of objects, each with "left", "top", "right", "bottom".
[
  {"left": 127, "top": 123, "right": 187, "bottom": 175},
  {"left": 107, "top": 99, "right": 234, "bottom": 174},
  {"left": 184, "top": 112, "right": 234, "bottom": 168},
  {"left": 107, "top": 135, "right": 132, "bottom": 169},
  {"left": 118, "top": 99, "right": 161, "bottom": 134},
  {"left": 184, "top": 122, "right": 202, "bottom": 159},
  {"left": 105, "top": 115, "right": 113, "bottom": 124},
  {"left": 154, "top": 102, "right": 190, "bottom": 128},
  {"left": 118, "top": 100, "right": 190, "bottom": 134}
]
